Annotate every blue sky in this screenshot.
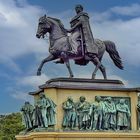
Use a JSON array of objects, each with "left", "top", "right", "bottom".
[{"left": 0, "top": 0, "right": 140, "bottom": 114}]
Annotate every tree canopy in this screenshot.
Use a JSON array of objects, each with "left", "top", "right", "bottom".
[{"left": 0, "top": 112, "right": 24, "bottom": 140}]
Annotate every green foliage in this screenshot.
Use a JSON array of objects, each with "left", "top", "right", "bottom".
[{"left": 0, "top": 112, "right": 25, "bottom": 140}]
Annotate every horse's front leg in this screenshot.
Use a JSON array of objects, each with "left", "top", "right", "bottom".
[
  {"left": 91, "top": 57, "right": 101, "bottom": 79},
  {"left": 92, "top": 65, "right": 98, "bottom": 79},
  {"left": 60, "top": 51, "right": 74, "bottom": 78},
  {"left": 65, "top": 60, "right": 74, "bottom": 78},
  {"left": 99, "top": 64, "right": 107, "bottom": 79},
  {"left": 37, "top": 54, "right": 56, "bottom": 76}
]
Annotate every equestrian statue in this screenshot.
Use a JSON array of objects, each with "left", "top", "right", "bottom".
[{"left": 36, "top": 4, "right": 123, "bottom": 79}]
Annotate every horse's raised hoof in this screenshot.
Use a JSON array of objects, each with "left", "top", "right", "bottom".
[
  {"left": 92, "top": 74, "right": 96, "bottom": 79},
  {"left": 37, "top": 71, "right": 41, "bottom": 76},
  {"left": 69, "top": 75, "right": 74, "bottom": 78}
]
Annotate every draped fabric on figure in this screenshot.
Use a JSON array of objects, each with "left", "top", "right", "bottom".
[{"left": 70, "top": 12, "right": 97, "bottom": 55}]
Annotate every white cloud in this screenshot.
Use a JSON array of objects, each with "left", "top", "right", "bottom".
[
  {"left": 0, "top": 4, "right": 26, "bottom": 27},
  {"left": 76, "top": 72, "right": 129, "bottom": 87},
  {"left": 111, "top": 3, "right": 140, "bottom": 16},
  {"left": 107, "top": 75, "right": 129, "bottom": 87},
  {"left": 92, "top": 6, "right": 140, "bottom": 66},
  {"left": 11, "top": 91, "right": 33, "bottom": 102},
  {"left": 10, "top": 74, "right": 49, "bottom": 102},
  {"left": 92, "top": 3, "right": 140, "bottom": 23},
  {"left": 0, "top": 55, "right": 22, "bottom": 73},
  {"left": 19, "top": 74, "right": 49, "bottom": 88},
  {"left": 92, "top": 11, "right": 111, "bottom": 22},
  {"left": 0, "top": 0, "right": 48, "bottom": 63}
]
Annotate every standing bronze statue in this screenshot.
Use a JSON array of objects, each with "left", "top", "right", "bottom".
[
  {"left": 103, "top": 97, "right": 116, "bottom": 130},
  {"left": 116, "top": 99, "right": 131, "bottom": 130},
  {"left": 36, "top": 4, "right": 123, "bottom": 79},
  {"left": 34, "top": 93, "right": 56, "bottom": 129},
  {"left": 62, "top": 97, "right": 78, "bottom": 130},
  {"left": 76, "top": 96, "right": 91, "bottom": 130},
  {"left": 21, "top": 101, "right": 34, "bottom": 130},
  {"left": 90, "top": 96, "right": 104, "bottom": 130}
]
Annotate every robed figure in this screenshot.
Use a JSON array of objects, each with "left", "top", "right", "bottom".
[
  {"left": 62, "top": 97, "right": 78, "bottom": 130},
  {"left": 69, "top": 4, "right": 97, "bottom": 59},
  {"left": 76, "top": 96, "right": 91, "bottom": 130},
  {"left": 21, "top": 102, "right": 34, "bottom": 130},
  {"left": 103, "top": 97, "right": 116, "bottom": 130},
  {"left": 33, "top": 93, "right": 56, "bottom": 128},
  {"left": 116, "top": 99, "right": 131, "bottom": 130},
  {"left": 90, "top": 96, "right": 104, "bottom": 130},
  {"left": 46, "top": 96, "right": 57, "bottom": 126}
]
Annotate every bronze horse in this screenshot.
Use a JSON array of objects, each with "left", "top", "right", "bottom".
[{"left": 36, "top": 15, "right": 123, "bottom": 79}]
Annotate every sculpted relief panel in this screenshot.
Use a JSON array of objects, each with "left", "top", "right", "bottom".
[
  {"left": 20, "top": 93, "right": 131, "bottom": 132},
  {"left": 62, "top": 96, "right": 131, "bottom": 131}
]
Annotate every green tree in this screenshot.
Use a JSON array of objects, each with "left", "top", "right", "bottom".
[{"left": 0, "top": 113, "right": 25, "bottom": 140}]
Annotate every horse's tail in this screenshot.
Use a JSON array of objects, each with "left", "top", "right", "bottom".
[{"left": 104, "top": 40, "right": 123, "bottom": 69}]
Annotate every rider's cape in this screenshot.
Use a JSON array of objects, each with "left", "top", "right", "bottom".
[{"left": 70, "top": 12, "right": 98, "bottom": 55}]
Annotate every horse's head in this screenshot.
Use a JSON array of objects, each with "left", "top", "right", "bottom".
[{"left": 36, "top": 15, "right": 51, "bottom": 38}]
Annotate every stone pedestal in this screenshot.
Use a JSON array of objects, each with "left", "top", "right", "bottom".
[
  {"left": 16, "top": 78, "right": 140, "bottom": 140},
  {"left": 16, "top": 131, "right": 140, "bottom": 140}
]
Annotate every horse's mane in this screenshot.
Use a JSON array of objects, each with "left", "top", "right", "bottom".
[{"left": 47, "top": 17, "right": 67, "bottom": 33}]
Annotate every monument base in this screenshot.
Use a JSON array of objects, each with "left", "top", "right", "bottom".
[
  {"left": 16, "top": 131, "right": 140, "bottom": 140},
  {"left": 16, "top": 78, "right": 140, "bottom": 139}
]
